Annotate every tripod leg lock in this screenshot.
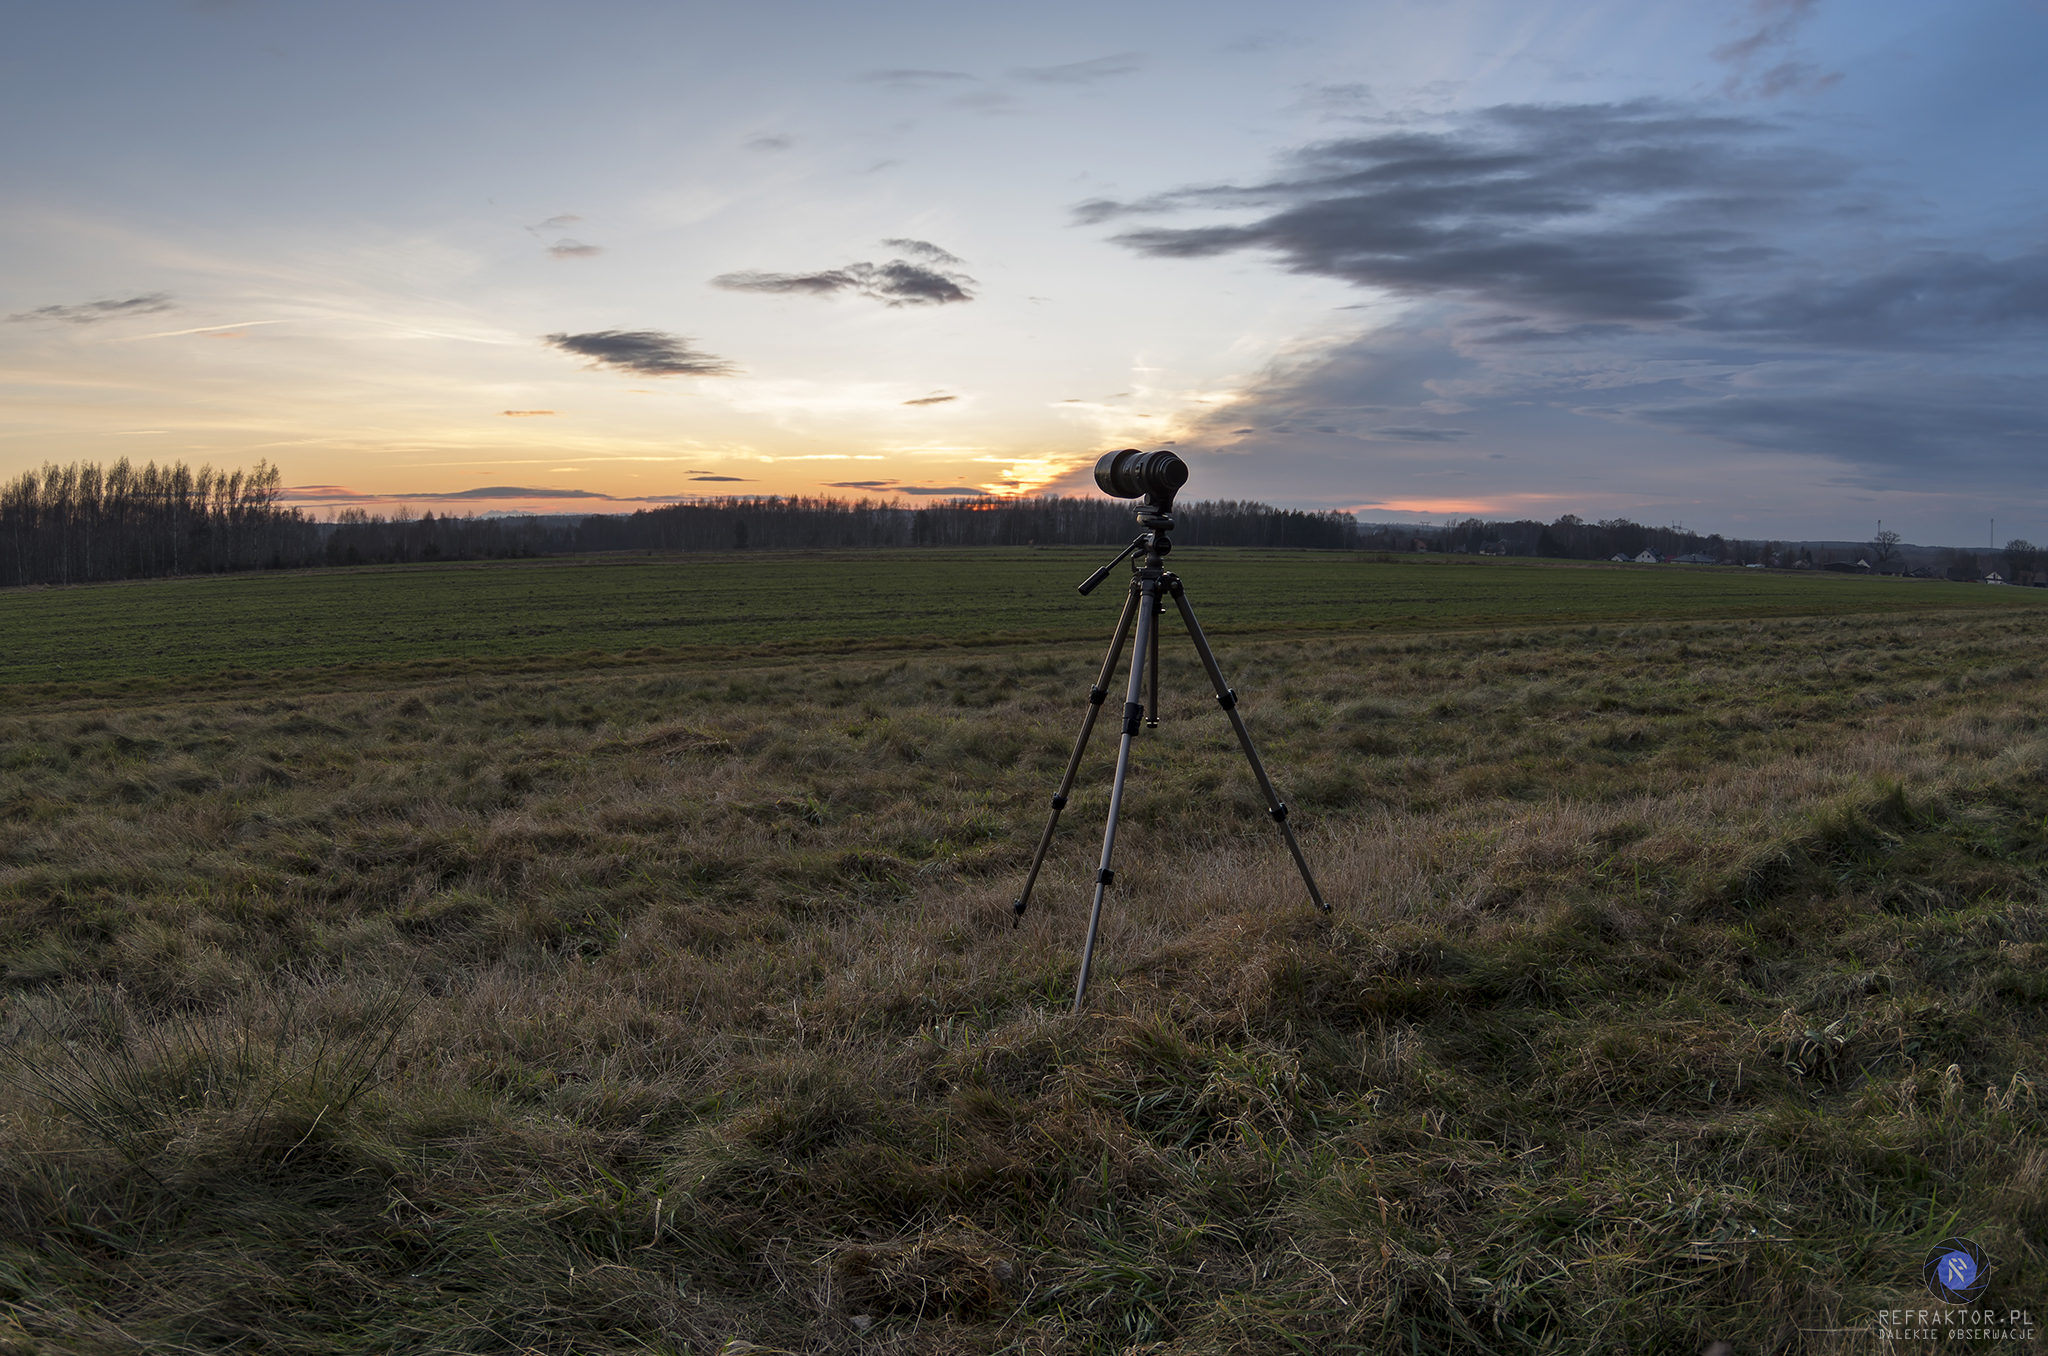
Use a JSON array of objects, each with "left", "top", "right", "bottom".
[
  {"left": 1089, "top": 685, "right": 1109, "bottom": 706},
  {"left": 1122, "top": 702, "right": 1144, "bottom": 735},
  {"left": 1096, "top": 868, "right": 1115, "bottom": 885},
  {"left": 1268, "top": 803, "right": 1290, "bottom": 823},
  {"left": 1051, "top": 793, "right": 1068, "bottom": 810},
  {"left": 1215, "top": 688, "right": 1238, "bottom": 711}
]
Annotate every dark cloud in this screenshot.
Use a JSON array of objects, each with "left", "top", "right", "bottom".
[
  {"left": 1699, "top": 248, "right": 2048, "bottom": 347},
  {"left": 881, "top": 238, "right": 965, "bottom": 266},
  {"left": 823, "top": 480, "right": 897, "bottom": 489},
  {"left": 543, "top": 330, "right": 736, "bottom": 377},
  {"left": 8, "top": 292, "right": 174, "bottom": 324},
  {"left": 712, "top": 246, "right": 975, "bottom": 306},
  {"left": 536, "top": 214, "right": 582, "bottom": 230},
  {"left": 435, "top": 486, "right": 614, "bottom": 500},
  {"left": 687, "top": 474, "right": 749, "bottom": 482},
  {"left": 1628, "top": 374, "right": 2048, "bottom": 480},
  {"left": 1088, "top": 101, "right": 1848, "bottom": 326},
  {"left": 857, "top": 88, "right": 2044, "bottom": 520},
  {"left": 903, "top": 394, "right": 957, "bottom": 405},
  {"left": 547, "top": 240, "right": 605, "bottom": 259},
  {"left": 745, "top": 134, "right": 793, "bottom": 152},
  {"left": 1012, "top": 53, "right": 1142, "bottom": 86}
]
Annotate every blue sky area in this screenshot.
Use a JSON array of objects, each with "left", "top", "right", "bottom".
[{"left": 3, "top": 0, "right": 2043, "bottom": 545}]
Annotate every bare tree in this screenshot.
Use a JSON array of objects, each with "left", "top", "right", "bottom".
[{"left": 1871, "top": 528, "right": 1902, "bottom": 565}]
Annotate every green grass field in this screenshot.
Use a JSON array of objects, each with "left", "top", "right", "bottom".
[
  {"left": 4, "top": 549, "right": 2040, "bottom": 689},
  {"left": 2, "top": 552, "right": 2046, "bottom": 1354}
]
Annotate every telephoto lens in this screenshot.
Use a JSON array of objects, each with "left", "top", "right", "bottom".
[{"left": 1093, "top": 448, "right": 1189, "bottom": 509}]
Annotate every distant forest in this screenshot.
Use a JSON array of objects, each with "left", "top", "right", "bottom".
[{"left": 2, "top": 456, "right": 2001, "bottom": 589}]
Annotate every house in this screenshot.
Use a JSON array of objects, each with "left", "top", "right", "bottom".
[
  {"left": 1986, "top": 572, "right": 2008, "bottom": 585},
  {"left": 1673, "top": 551, "right": 1719, "bottom": 565},
  {"left": 1633, "top": 549, "right": 1660, "bottom": 564},
  {"left": 1912, "top": 565, "right": 1939, "bottom": 579},
  {"left": 1611, "top": 553, "right": 1632, "bottom": 563},
  {"left": 1479, "top": 540, "right": 1508, "bottom": 556},
  {"left": 1946, "top": 566, "right": 1982, "bottom": 583}
]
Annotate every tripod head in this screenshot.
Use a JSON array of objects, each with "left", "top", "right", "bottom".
[
  {"left": 1079, "top": 448, "right": 1187, "bottom": 594},
  {"left": 1095, "top": 448, "right": 1187, "bottom": 519}
]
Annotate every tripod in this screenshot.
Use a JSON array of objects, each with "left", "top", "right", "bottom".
[{"left": 1012, "top": 511, "right": 1330, "bottom": 1013}]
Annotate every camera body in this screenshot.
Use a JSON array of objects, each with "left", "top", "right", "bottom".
[{"left": 1094, "top": 448, "right": 1188, "bottom": 516}]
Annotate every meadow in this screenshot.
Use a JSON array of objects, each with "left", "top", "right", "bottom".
[
  {"left": 1, "top": 548, "right": 2032, "bottom": 690},
  {"left": 1, "top": 551, "right": 2045, "bottom": 1354}
]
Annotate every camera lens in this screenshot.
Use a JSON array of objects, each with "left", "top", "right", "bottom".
[{"left": 1094, "top": 449, "right": 1189, "bottom": 503}]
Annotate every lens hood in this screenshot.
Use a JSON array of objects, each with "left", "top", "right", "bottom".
[{"left": 1093, "top": 449, "right": 1189, "bottom": 507}]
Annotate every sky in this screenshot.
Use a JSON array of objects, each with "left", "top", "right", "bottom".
[{"left": 2, "top": 0, "right": 2044, "bottom": 546}]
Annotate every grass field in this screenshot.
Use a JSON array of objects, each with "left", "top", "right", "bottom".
[
  {"left": 4, "top": 548, "right": 2041, "bottom": 689},
  {"left": 2, "top": 551, "right": 2046, "bottom": 1354}
]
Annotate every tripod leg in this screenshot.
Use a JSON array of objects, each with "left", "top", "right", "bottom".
[
  {"left": 1011, "top": 582, "right": 1142, "bottom": 924},
  {"left": 1146, "top": 593, "right": 1161, "bottom": 727},
  {"left": 1074, "top": 576, "right": 1160, "bottom": 1012},
  {"left": 1167, "top": 580, "right": 1332, "bottom": 913}
]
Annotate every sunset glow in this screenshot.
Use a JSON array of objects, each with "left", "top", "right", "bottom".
[{"left": 2, "top": 0, "right": 2041, "bottom": 543}]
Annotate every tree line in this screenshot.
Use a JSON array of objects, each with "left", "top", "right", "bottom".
[
  {"left": 0, "top": 460, "right": 1367, "bottom": 586},
  {"left": 13, "top": 457, "right": 2025, "bottom": 590},
  {"left": 573, "top": 494, "right": 1363, "bottom": 553},
  {"left": 1, "top": 458, "right": 305, "bottom": 587}
]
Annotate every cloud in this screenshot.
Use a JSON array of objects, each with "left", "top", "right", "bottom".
[
  {"left": 500, "top": 410, "right": 555, "bottom": 417},
  {"left": 1698, "top": 248, "right": 2048, "bottom": 348},
  {"left": 1089, "top": 101, "right": 1847, "bottom": 326},
  {"left": 1712, "top": 0, "right": 1842, "bottom": 99},
  {"left": 1012, "top": 53, "right": 1142, "bottom": 85},
  {"left": 903, "top": 394, "right": 957, "bottom": 405},
  {"left": 543, "top": 330, "right": 737, "bottom": 377},
  {"left": 820, "top": 480, "right": 989, "bottom": 495},
  {"left": 431, "top": 486, "right": 613, "bottom": 499},
  {"left": 536, "top": 214, "right": 582, "bottom": 230},
  {"left": 1116, "top": 101, "right": 2048, "bottom": 513},
  {"left": 283, "top": 484, "right": 752, "bottom": 508},
  {"left": 1627, "top": 373, "right": 2048, "bottom": 482},
  {"left": 1371, "top": 426, "right": 1471, "bottom": 442},
  {"left": 712, "top": 245, "right": 975, "bottom": 306},
  {"left": 687, "top": 474, "right": 750, "bottom": 481},
  {"left": 881, "top": 238, "right": 965, "bottom": 266},
  {"left": 547, "top": 240, "right": 605, "bottom": 259},
  {"left": 745, "top": 133, "right": 793, "bottom": 152},
  {"left": 8, "top": 292, "right": 174, "bottom": 324}
]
